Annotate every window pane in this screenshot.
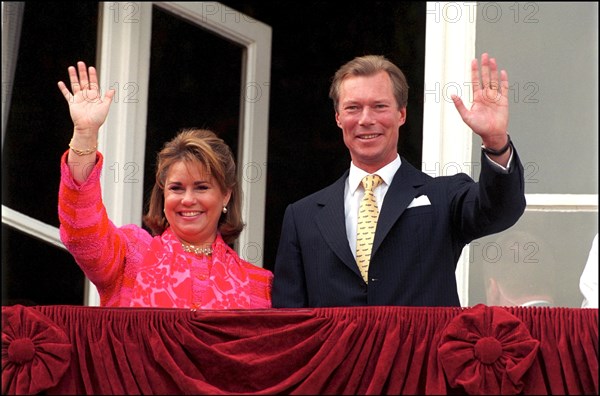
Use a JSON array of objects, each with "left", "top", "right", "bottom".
[
  {"left": 2, "top": 2, "right": 99, "bottom": 225},
  {"left": 475, "top": 2, "right": 598, "bottom": 194},
  {"left": 468, "top": 211, "right": 598, "bottom": 308},
  {"left": 143, "top": 5, "right": 244, "bottom": 228}
]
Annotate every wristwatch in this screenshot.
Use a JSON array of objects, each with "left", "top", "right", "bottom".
[{"left": 481, "top": 134, "right": 511, "bottom": 156}]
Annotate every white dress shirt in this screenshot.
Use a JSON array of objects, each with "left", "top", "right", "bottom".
[{"left": 345, "top": 155, "right": 401, "bottom": 259}]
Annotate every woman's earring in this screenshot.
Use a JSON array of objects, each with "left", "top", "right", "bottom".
[{"left": 222, "top": 206, "right": 228, "bottom": 214}]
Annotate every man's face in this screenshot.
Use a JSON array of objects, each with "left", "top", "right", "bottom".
[{"left": 335, "top": 71, "right": 406, "bottom": 173}]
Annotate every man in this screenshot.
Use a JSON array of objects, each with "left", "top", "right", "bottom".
[{"left": 272, "top": 53, "right": 526, "bottom": 307}]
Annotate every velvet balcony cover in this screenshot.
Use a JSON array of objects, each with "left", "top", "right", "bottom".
[{"left": 2, "top": 304, "right": 598, "bottom": 395}]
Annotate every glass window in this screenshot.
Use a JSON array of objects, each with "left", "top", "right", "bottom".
[
  {"left": 143, "top": 6, "right": 244, "bottom": 235},
  {"left": 469, "top": 211, "right": 598, "bottom": 307},
  {"left": 470, "top": 2, "right": 598, "bottom": 307},
  {"left": 2, "top": 2, "right": 98, "bottom": 305}
]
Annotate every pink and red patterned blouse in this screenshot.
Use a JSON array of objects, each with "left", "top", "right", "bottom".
[{"left": 58, "top": 150, "right": 273, "bottom": 309}]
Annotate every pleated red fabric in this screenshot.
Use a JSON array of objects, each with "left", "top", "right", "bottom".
[{"left": 2, "top": 305, "right": 597, "bottom": 395}]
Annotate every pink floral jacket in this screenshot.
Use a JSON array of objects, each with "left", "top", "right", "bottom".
[{"left": 58, "top": 150, "right": 272, "bottom": 309}]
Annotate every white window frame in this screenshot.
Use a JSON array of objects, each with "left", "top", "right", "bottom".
[
  {"left": 93, "top": 1, "right": 272, "bottom": 306},
  {"left": 423, "top": 2, "right": 477, "bottom": 306}
]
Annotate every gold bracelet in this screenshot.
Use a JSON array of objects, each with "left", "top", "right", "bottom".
[{"left": 69, "top": 139, "right": 97, "bottom": 156}]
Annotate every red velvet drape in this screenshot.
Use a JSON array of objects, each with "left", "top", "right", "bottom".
[{"left": 2, "top": 304, "right": 598, "bottom": 395}]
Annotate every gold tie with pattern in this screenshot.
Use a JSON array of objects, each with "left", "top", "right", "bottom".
[{"left": 356, "top": 174, "right": 383, "bottom": 283}]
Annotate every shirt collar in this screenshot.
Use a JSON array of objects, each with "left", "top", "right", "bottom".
[{"left": 348, "top": 154, "right": 401, "bottom": 195}]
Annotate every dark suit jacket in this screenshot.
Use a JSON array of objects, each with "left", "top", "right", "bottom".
[{"left": 272, "top": 145, "right": 526, "bottom": 307}]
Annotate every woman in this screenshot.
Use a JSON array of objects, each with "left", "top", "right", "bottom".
[{"left": 57, "top": 61, "right": 272, "bottom": 309}]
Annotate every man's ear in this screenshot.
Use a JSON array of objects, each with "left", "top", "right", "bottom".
[{"left": 398, "top": 107, "right": 407, "bottom": 126}]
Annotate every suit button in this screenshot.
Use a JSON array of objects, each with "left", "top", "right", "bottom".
[{"left": 370, "top": 278, "right": 378, "bottom": 282}]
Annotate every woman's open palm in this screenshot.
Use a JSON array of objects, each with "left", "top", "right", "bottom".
[{"left": 57, "top": 61, "right": 115, "bottom": 132}]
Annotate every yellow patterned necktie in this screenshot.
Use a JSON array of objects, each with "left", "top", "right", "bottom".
[{"left": 356, "top": 174, "right": 383, "bottom": 283}]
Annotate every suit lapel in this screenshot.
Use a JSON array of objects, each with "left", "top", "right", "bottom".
[
  {"left": 315, "top": 171, "right": 361, "bottom": 276},
  {"left": 372, "top": 159, "right": 428, "bottom": 254},
  {"left": 314, "top": 161, "right": 429, "bottom": 275}
]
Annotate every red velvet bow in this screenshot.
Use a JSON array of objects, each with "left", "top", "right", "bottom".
[
  {"left": 438, "top": 304, "right": 540, "bottom": 395},
  {"left": 2, "top": 305, "right": 72, "bottom": 394}
]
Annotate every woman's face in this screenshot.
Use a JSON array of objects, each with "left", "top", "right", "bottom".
[{"left": 163, "top": 161, "right": 231, "bottom": 246}]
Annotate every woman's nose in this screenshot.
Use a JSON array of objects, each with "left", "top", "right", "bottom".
[{"left": 181, "top": 189, "right": 196, "bottom": 205}]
